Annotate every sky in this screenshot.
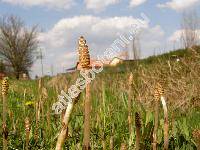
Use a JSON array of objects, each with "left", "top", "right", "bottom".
[{"left": 0, "top": 0, "right": 200, "bottom": 77}]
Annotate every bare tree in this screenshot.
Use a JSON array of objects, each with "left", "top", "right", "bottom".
[
  {"left": 0, "top": 15, "right": 38, "bottom": 79},
  {"left": 181, "top": 11, "right": 200, "bottom": 49}
]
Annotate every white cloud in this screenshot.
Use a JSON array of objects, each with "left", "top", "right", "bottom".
[
  {"left": 129, "top": 0, "right": 147, "bottom": 7},
  {"left": 140, "top": 25, "right": 165, "bottom": 57},
  {"left": 167, "top": 29, "right": 200, "bottom": 50},
  {"left": 168, "top": 29, "right": 200, "bottom": 41},
  {"left": 38, "top": 15, "right": 148, "bottom": 52},
  {"left": 84, "top": 0, "right": 119, "bottom": 11},
  {"left": 168, "top": 29, "right": 200, "bottom": 42},
  {"left": 1, "top": 0, "right": 75, "bottom": 10},
  {"left": 157, "top": 0, "right": 200, "bottom": 11},
  {"left": 33, "top": 15, "right": 165, "bottom": 76},
  {"left": 1, "top": 0, "right": 148, "bottom": 11},
  {"left": 168, "top": 30, "right": 183, "bottom": 42}
]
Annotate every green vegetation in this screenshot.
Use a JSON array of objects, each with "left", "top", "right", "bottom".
[{"left": 0, "top": 48, "right": 200, "bottom": 149}]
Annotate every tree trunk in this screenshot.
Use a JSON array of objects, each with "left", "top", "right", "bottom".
[{"left": 15, "top": 71, "right": 20, "bottom": 80}]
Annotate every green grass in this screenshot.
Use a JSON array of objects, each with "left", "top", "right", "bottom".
[{"left": 0, "top": 48, "right": 200, "bottom": 149}]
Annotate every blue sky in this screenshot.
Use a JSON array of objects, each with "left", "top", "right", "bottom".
[{"left": 0, "top": 0, "right": 199, "bottom": 77}]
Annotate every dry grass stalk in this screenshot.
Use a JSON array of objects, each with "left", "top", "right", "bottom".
[
  {"left": 2, "top": 77, "right": 9, "bottom": 150},
  {"left": 152, "top": 83, "right": 160, "bottom": 150},
  {"left": 78, "top": 36, "right": 92, "bottom": 150},
  {"left": 55, "top": 94, "right": 80, "bottom": 150},
  {"left": 102, "top": 135, "right": 106, "bottom": 150},
  {"left": 128, "top": 73, "right": 133, "bottom": 135},
  {"left": 160, "top": 95, "right": 169, "bottom": 149},
  {"left": 109, "top": 124, "right": 114, "bottom": 150},
  {"left": 8, "top": 110, "right": 16, "bottom": 135},
  {"left": 35, "top": 79, "right": 45, "bottom": 142},
  {"left": 47, "top": 110, "right": 51, "bottom": 135},
  {"left": 110, "top": 135, "right": 114, "bottom": 150},
  {"left": 99, "top": 106, "right": 106, "bottom": 150},
  {"left": 135, "top": 112, "right": 141, "bottom": 150},
  {"left": 34, "top": 79, "right": 41, "bottom": 141},
  {"left": 34, "top": 101, "right": 40, "bottom": 142},
  {"left": 41, "top": 87, "right": 48, "bottom": 120},
  {"left": 25, "top": 117, "right": 31, "bottom": 150},
  {"left": 171, "top": 112, "right": 175, "bottom": 138}
]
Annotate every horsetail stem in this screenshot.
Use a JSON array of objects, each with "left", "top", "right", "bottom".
[
  {"left": 153, "top": 82, "right": 168, "bottom": 150},
  {"left": 25, "top": 117, "right": 30, "bottom": 150},
  {"left": 152, "top": 83, "right": 160, "bottom": 150},
  {"left": 2, "top": 77, "right": 9, "bottom": 150},
  {"left": 128, "top": 73, "right": 133, "bottom": 135},
  {"left": 135, "top": 112, "right": 141, "bottom": 150},
  {"left": 159, "top": 84, "right": 169, "bottom": 150}
]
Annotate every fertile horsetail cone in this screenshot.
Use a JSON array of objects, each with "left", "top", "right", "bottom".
[
  {"left": 78, "top": 36, "right": 86, "bottom": 62},
  {"left": 135, "top": 112, "right": 141, "bottom": 128},
  {"left": 25, "top": 117, "right": 30, "bottom": 132},
  {"left": 192, "top": 129, "right": 200, "bottom": 140},
  {"left": 157, "top": 82, "right": 164, "bottom": 96},
  {"left": 154, "top": 87, "right": 160, "bottom": 102},
  {"left": 128, "top": 73, "right": 133, "bottom": 86},
  {"left": 79, "top": 36, "right": 86, "bottom": 47},
  {"left": 78, "top": 36, "right": 90, "bottom": 69},
  {"left": 192, "top": 129, "right": 200, "bottom": 149},
  {"left": 2, "top": 77, "right": 9, "bottom": 95}
]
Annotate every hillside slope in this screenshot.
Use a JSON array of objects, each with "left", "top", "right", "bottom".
[{"left": 1, "top": 47, "right": 199, "bottom": 149}]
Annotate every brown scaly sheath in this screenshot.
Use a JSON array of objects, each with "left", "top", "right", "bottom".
[{"left": 55, "top": 94, "right": 81, "bottom": 150}]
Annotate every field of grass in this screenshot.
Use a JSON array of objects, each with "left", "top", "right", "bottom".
[{"left": 0, "top": 48, "right": 200, "bottom": 149}]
